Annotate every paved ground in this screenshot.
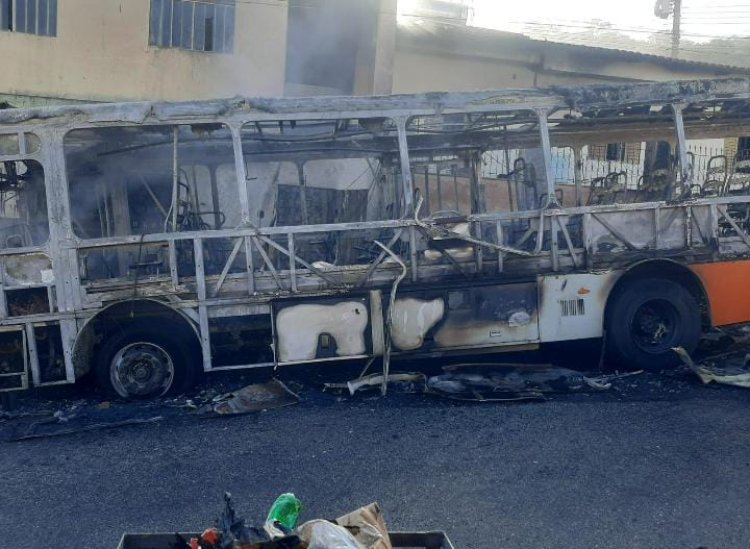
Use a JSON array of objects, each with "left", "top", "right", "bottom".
[{"left": 1, "top": 350, "right": 750, "bottom": 549}]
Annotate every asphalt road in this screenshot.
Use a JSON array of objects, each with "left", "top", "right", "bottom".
[{"left": 1, "top": 361, "right": 750, "bottom": 549}]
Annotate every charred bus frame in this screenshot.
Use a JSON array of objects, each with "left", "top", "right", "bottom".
[{"left": 1, "top": 78, "right": 750, "bottom": 397}]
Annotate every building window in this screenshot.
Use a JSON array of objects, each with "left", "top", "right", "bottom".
[
  {"left": 0, "top": 0, "right": 57, "bottom": 36},
  {"left": 737, "top": 137, "right": 750, "bottom": 161},
  {"left": 149, "top": 0, "right": 235, "bottom": 53},
  {"left": 605, "top": 143, "right": 626, "bottom": 162}
]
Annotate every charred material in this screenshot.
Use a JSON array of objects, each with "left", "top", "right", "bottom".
[{"left": 2, "top": 77, "right": 750, "bottom": 395}]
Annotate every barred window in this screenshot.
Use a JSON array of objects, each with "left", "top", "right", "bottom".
[
  {"left": 0, "top": 0, "right": 57, "bottom": 36},
  {"left": 605, "top": 143, "right": 625, "bottom": 162},
  {"left": 149, "top": 0, "right": 235, "bottom": 53}
]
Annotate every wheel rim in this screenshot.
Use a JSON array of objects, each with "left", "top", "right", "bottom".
[
  {"left": 631, "top": 298, "right": 680, "bottom": 354},
  {"left": 110, "top": 342, "right": 174, "bottom": 398}
]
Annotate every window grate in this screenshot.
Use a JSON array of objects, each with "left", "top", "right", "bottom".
[
  {"left": 149, "top": 0, "right": 235, "bottom": 53},
  {"left": 0, "top": 0, "right": 57, "bottom": 36},
  {"left": 560, "top": 298, "right": 585, "bottom": 317}
]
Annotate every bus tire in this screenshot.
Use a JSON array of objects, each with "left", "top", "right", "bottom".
[
  {"left": 95, "top": 329, "right": 201, "bottom": 399},
  {"left": 605, "top": 277, "right": 701, "bottom": 370}
]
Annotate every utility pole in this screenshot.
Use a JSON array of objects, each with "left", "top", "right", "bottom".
[{"left": 671, "top": 0, "right": 682, "bottom": 58}]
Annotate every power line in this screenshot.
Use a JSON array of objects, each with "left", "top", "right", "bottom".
[
  {"left": 681, "top": 17, "right": 750, "bottom": 22},
  {"left": 682, "top": 9, "right": 750, "bottom": 14},
  {"left": 208, "top": 1, "right": 750, "bottom": 62},
  {"left": 681, "top": 16, "right": 750, "bottom": 20},
  {"left": 490, "top": 19, "right": 750, "bottom": 40},
  {"left": 397, "top": 13, "right": 750, "bottom": 59},
  {"left": 682, "top": 3, "right": 750, "bottom": 8},
  {"left": 682, "top": 4, "right": 750, "bottom": 8},
  {"left": 491, "top": 18, "right": 750, "bottom": 37},
  {"left": 201, "top": 0, "right": 750, "bottom": 40},
  {"left": 399, "top": 11, "right": 750, "bottom": 48},
  {"left": 682, "top": 5, "right": 750, "bottom": 9}
]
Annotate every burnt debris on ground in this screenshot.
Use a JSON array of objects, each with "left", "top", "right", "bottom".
[
  {"left": 323, "top": 365, "right": 636, "bottom": 402},
  {"left": 3, "top": 328, "right": 750, "bottom": 442}
]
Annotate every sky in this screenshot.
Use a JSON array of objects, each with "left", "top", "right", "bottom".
[
  {"left": 398, "top": 0, "right": 750, "bottom": 56},
  {"left": 470, "top": 0, "right": 750, "bottom": 42}
]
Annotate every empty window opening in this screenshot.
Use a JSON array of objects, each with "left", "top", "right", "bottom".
[
  {"left": 209, "top": 316, "right": 274, "bottom": 367},
  {"left": 35, "top": 324, "right": 64, "bottom": 382},
  {"left": 240, "top": 117, "right": 403, "bottom": 268},
  {"left": 65, "top": 124, "right": 240, "bottom": 240},
  {"left": 7, "top": 287, "right": 50, "bottom": 317},
  {"left": 65, "top": 124, "right": 239, "bottom": 281},
  {"left": 0, "top": 330, "right": 24, "bottom": 375},
  {"left": 0, "top": 329, "right": 25, "bottom": 390},
  {"left": 0, "top": 159, "right": 49, "bottom": 248}
]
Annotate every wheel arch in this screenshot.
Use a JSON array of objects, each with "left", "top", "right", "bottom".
[
  {"left": 72, "top": 298, "right": 201, "bottom": 379},
  {"left": 605, "top": 259, "right": 711, "bottom": 329}
]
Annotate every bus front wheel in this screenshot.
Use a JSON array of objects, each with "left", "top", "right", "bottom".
[
  {"left": 95, "top": 329, "right": 200, "bottom": 399},
  {"left": 605, "top": 277, "right": 701, "bottom": 370}
]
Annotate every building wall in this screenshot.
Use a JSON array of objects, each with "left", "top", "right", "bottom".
[
  {"left": 393, "top": 51, "right": 540, "bottom": 92},
  {"left": 1, "top": 2, "right": 744, "bottom": 105},
  {"left": 0, "top": 0, "right": 288, "bottom": 103},
  {"left": 392, "top": 50, "right": 740, "bottom": 93},
  {"left": 391, "top": 25, "right": 744, "bottom": 94}
]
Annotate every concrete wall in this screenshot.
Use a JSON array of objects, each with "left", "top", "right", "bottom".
[
  {"left": 393, "top": 51, "right": 540, "bottom": 92},
  {"left": 392, "top": 25, "right": 745, "bottom": 94},
  {"left": 0, "top": 0, "right": 288, "bottom": 103},
  {"left": 392, "top": 49, "right": 740, "bottom": 93}
]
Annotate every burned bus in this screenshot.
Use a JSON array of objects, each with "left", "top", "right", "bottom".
[{"left": 1, "top": 78, "right": 750, "bottom": 398}]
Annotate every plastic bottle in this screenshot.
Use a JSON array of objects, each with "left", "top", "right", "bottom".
[{"left": 266, "top": 493, "right": 302, "bottom": 530}]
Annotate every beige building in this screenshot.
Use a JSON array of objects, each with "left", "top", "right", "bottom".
[
  {"left": 0, "top": 0, "right": 289, "bottom": 106},
  {"left": 1, "top": 0, "right": 749, "bottom": 109}
]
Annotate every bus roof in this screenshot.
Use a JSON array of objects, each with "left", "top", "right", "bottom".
[{"left": 2, "top": 77, "right": 750, "bottom": 128}]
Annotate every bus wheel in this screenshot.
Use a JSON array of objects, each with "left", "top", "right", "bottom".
[
  {"left": 95, "top": 330, "right": 200, "bottom": 399},
  {"left": 605, "top": 277, "right": 701, "bottom": 370}
]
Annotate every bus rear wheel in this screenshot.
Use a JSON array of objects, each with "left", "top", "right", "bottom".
[
  {"left": 95, "top": 329, "right": 200, "bottom": 399},
  {"left": 605, "top": 277, "right": 701, "bottom": 370}
]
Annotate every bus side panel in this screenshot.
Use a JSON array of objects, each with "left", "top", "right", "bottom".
[
  {"left": 390, "top": 283, "right": 539, "bottom": 352},
  {"left": 538, "top": 272, "right": 620, "bottom": 342},
  {"left": 274, "top": 297, "right": 372, "bottom": 363},
  {"left": 690, "top": 260, "right": 750, "bottom": 326}
]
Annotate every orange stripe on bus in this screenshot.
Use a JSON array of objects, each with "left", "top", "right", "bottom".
[{"left": 690, "top": 260, "right": 750, "bottom": 326}]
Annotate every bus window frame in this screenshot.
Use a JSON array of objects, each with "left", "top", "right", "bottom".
[
  {"left": 62, "top": 121, "right": 246, "bottom": 242},
  {"left": 0, "top": 130, "right": 51, "bottom": 253},
  {"left": 403, "top": 108, "right": 555, "bottom": 216},
  {"left": 546, "top": 103, "right": 686, "bottom": 206},
  {"left": 239, "top": 115, "right": 408, "bottom": 229}
]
